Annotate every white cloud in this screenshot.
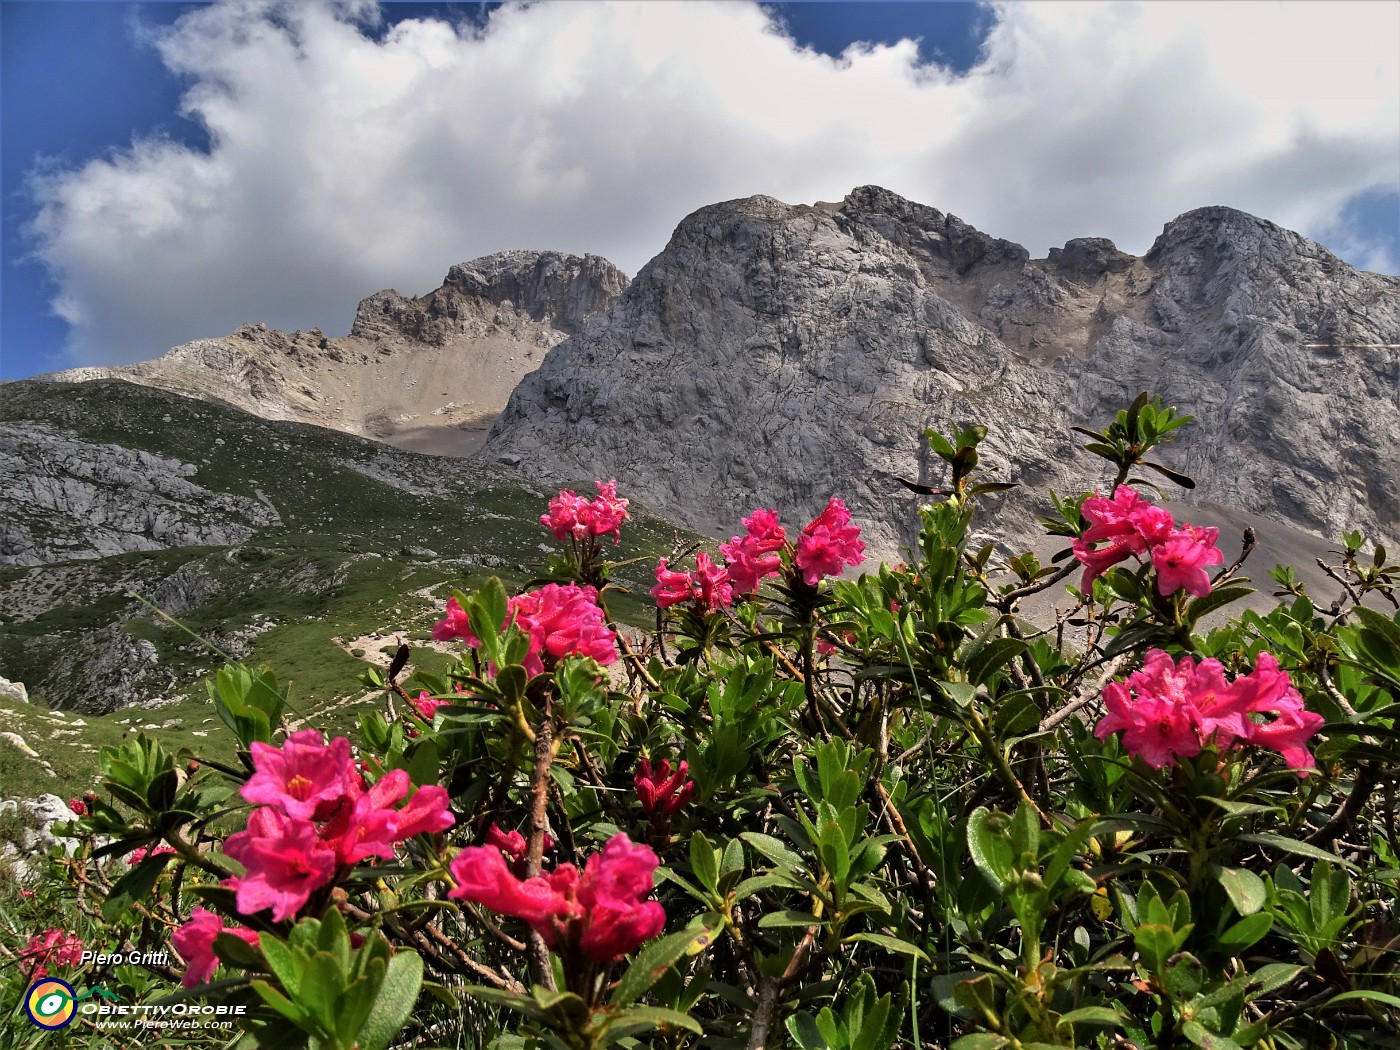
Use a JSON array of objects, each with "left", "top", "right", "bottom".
[{"left": 26, "top": 0, "right": 1400, "bottom": 367}]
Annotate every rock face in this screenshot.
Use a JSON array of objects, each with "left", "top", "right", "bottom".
[
  {"left": 0, "top": 422, "right": 279, "bottom": 565},
  {"left": 485, "top": 187, "right": 1400, "bottom": 555},
  {"left": 42, "top": 251, "right": 629, "bottom": 457}
]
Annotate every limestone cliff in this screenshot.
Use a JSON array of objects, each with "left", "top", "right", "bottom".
[{"left": 484, "top": 187, "right": 1399, "bottom": 555}]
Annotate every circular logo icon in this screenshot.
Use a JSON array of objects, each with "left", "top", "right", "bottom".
[{"left": 24, "top": 979, "right": 77, "bottom": 1030}]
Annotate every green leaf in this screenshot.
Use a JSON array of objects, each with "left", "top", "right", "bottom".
[
  {"left": 1181, "top": 1020, "right": 1245, "bottom": 1050},
  {"left": 251, "top": 979, "right": 310, "bottom": 1029},
  {"left": 1057, "top": 1006, "right": 1125, "bottom": 1028},
  {"left": 786, "top": 1013, "right": 829, "bottom": 1050},
  {"left": 612, "top": 928, "right": 709, "bottom": 1008},
  {"left": 1185, "top": 585, "right": 1255, "bottom": 628},
  {"left": 1216, "top": 912, "right": 1273, "bottom": 955},
  {"left": 689, "top": 833, "right": 719, "bottom": 893},
  {"left": 605, "top": 1004, "right": 703, "bottom": 1038},
  {"left": 358, "top": 951, "right": 423, "bottom": 1050},
  {"left": 963, "top": 637, "right": 1028, "bottom": 687},
  {"left": 842, "top": 932, "right": 929, "bottom": 962},
  {"left": 300, "top": 951, "right": 345, "bottom": 1034},
  {"left": 758, "top": 910, "right": 823, "bottom": 929},
  {"left": 741, "top": 832, "right": 808, "bottom": 873},
  {"left": 966, "top": 807, "right": 1015, "bottom": 890},
  {"left": 1323, "top": 989, "right": 1400, "bottom": 1010},
  {"left": 1216, "top": 867, "right": 1267, "bottom": 916},
  {"left": 1143, "top": 460, "right": 1196, "bottom": 489},
  {"left": 1239, "top": 833, "right": 1360, "bottom": 870},
  {"left": 102, "top": 854, "right": 174, "bottom": 923},
  {"left": 259, "top": 936, "right": 305, "bottom": 999}
]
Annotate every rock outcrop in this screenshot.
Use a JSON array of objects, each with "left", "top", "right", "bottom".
[
  {"left": 485, "top": 187, "right": 1400, "bottom": 556},
  {"left": 0, "top": 422, "right": 279, "bottom": 565},
  {"left": 42, "top": 251, "right": 629, "bottom": 457}
]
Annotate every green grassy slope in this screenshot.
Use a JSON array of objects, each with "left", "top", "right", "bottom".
[{"left": 0, "top": 380, "right": 688, "bottom": 799}]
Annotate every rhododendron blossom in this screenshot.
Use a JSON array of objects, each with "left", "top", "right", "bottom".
[
  {"left": 172, "top": 908, "right": 261, "bottom": 988},
  {"left": 635, "top": 758, "right": 695, "bottom": 816},
  {"left": 1096, "top": 649, "right": 1323, "bottom": 772},
  {"left": 225, "top": 733, "right": 455, "bottom": 921},
  {"left": 721, "top": 508, "right": 787, "bottom": 594},
  {"left": 433, "top": 584, "right": 617, "bottom": 677},
  {"left": 432, "top": 596, "right": 473, "bottom": 643},
  {"left": 242, "top": 729, "right": 358, "bottom": 821},
  {"left": 795, "top": 498, "right": 866, "bottom": 586},
  {"left": 22, "top": 929, "right": 84, "bottom": 980},
  {"left": 449, "top": 832, "right": 665, "bottom": 963},
  {"left": 540, "top": 480, "right": 630, "bottom": 545},
  {"left": 127, "top": 845, "right": 177, "bottom": 865},
  {"left": 414, "top": 690, "right": 452, "bottom": 722},
  {"left": 1151, "top": 524, "right": 1224, "bottom": 597},
  {"left": 1073, "top": 486, "right": 1224, "bottom": 597},
  {"left": 67, "top": 798, "right": 86, "bottom": 816},
  {"left": 650, "top": 552, "right": 733, "bottom": 611}
]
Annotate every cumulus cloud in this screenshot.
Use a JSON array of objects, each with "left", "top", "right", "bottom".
[{"left": 26, "top": 0, "right": 1400, "bottom": 367}]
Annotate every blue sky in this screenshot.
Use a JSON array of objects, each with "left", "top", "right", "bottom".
[{"left": 3, "top": 1, "right": 1397, "bottom": 381}]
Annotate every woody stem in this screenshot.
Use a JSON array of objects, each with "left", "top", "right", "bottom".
[{"left": 524, "top": 690, "right": 558, "bottom": 991}]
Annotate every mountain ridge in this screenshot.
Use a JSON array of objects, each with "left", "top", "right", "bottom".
[{"left": 483, "top": 186, "right": 1399, "bottom": 556}]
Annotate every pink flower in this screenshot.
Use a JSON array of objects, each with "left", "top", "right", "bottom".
[
  {"left": 413, "top": 690, "right": 451, "bottom": 722},
  {"left": 172, "top": 908, "right": 261, "bottom": 988},
  {"left": 540, "top": 489, "right": 594, "bottom": 542},
  {"left": 511, "top": 583, "right": 618, "bottom": 676},
  {"left": 721, "top": 508, "right": 787, "bottom": 594},
  {"left": 67, "top": 798, "right": 87, "bottom": 817},
  {"left": 651, "top": 554, "right": 733, "bottom": 611},
  {"left": 1232, "top": 652, "right": 1325, "bottom": 772},
  {"left": 242, "top": 730, "right": 358, "bottom": 822},
  {"left": 1073, "top": 486, "right": 1176, "bottom": 592},
  {"left": 1151, "top": 524, "right": 1224, "bottom": 597},
  {"left": 540, "top": 481, "right": 630, "bottom": 545},
  {"left": 21, "top": 929, "right": 84, "bottom": 980},
  {"left": 432, "top": 596, "right": 475, "bottom": 643},
  {"left": 1095, "top": 649, "right": 1323, "bottom": 773},
  {"left": 434, "top": 584, "right": 617, "bottom": 677},
  {"left": 635, "top": 759, "right": 695, "bottom": 816},
  {"left": 587, "top": 480, "right": 630, "bottom": 544},
  {"left": 486, "top": 823, "right": 529, "bottom": 860},
  {"left": 795, "top": 498, "right": 866, "bottom": 586},
  {"left": 450, "top": 833, "right": 665, "bottom": 963},
  {"left": 127, "top": 845, "right": 178, "bottom": 865},
  {"left": 223, "top": 808, "right": 338, "bottom": 922},
  {"left": 651, "top": 558, "right": 695, "bottom": 610},
  {"left": 1097, "top": 676, "right": 1203, "bottom": 769}
]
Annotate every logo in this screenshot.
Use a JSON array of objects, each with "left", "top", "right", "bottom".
[{"left": 24, "top": 979, "right": 77, "bottom": 1030}]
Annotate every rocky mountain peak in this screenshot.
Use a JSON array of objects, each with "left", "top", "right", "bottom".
[
  {"left": 350, "top": 249, "right": 628, "bottom": 345},
  {"left": 485, "top": 186, "right": 1399, "bottom": 557}
]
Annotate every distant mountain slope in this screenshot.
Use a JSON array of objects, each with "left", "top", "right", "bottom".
[
  {"left": 484, "top": 187, "right": 1400, "bottom": 556},
  {"left": 41, "top": 250, "right": 628, "bottom": 457},
  {"left": 0, "top": 380, "right": 680, "bottom": 726}
]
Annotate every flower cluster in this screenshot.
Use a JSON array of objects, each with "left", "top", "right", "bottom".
[
  {"left": 720, "top": 508, "right": 787, "bottom": 594},
  {"left": 172, "top": 908, "right": 262, "bottom": 988},
  {"left": 795, "top": 498, "right": 867, "bottom": 587},
  {"left": 224, "top": 730, "right": 454, "bottom": 921},
  {"left": 1095, "top": 649, "right": 1325, "bottom": 772},
  {"left": 651, "top": 552, "right": 733, "bottom": 611},
  {"left": 1073, "top": 486, "right": 1223, "bottom": 597},
  {"left": 67, "top": 798, "right": 87, "bottom": 817},
  {"left": 540, "top": 480, "right": 630, "bottom": 545},
  {"left": 449, "top": 833, "right": 665, "bottom": 964},
  {"left": 413, "top": 690, "right": 452, "bottom": 723},
  {"left": 634, "top": 758, "right": 695, "bottom": 817},
  {"left": 22, "top": 929, "right": 84, "bottom": 980},
  {"left": 433, "top": 583, "right": 618, "bottom": 677},
  {"left": 127, "top": 844, "right": 177, "bottom": 865}
]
